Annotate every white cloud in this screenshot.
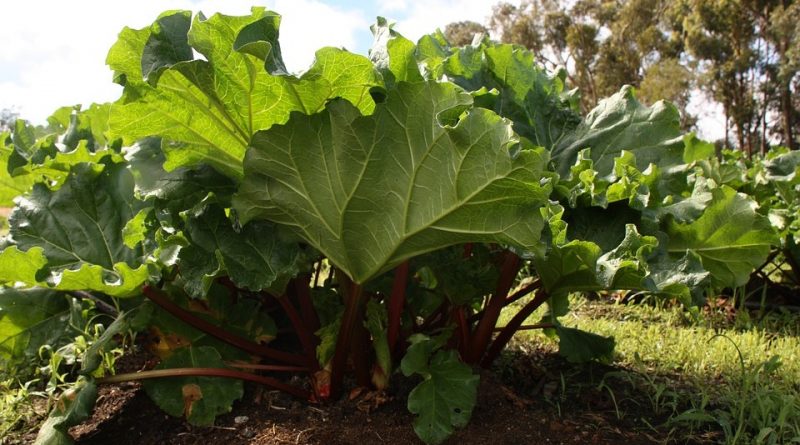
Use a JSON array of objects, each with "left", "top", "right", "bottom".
[
  {"left": 0, "top": 0, "right": 367, "bottom": 124},
  {"left": 377, "top": 0, "right": 409, "bottom": 14},
  {"left": 387, "top": 0, "right": 495, "bottom": 41}
]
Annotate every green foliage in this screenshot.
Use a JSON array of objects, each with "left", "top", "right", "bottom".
[
  {"left": 0, "top": 289, "right": 75, "bottom": 375},
  {"left": 143, "top": 346, "right": 243, "bottom": 426},
  {"left": 0, "top": 7, "right": 792, "bottom": 445},
  {"left": 33, "top": 378, "right": 96, "bottom": 445},
  {"left": 234, "top": 81, "right": 551, "bottom": 284},
  {"left": 402, "top": 334, "right": 479, "bottom": 445}
]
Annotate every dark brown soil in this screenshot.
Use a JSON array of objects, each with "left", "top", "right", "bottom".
[{"left": 50, "top": 347, "right": 716, "bottom": 445}]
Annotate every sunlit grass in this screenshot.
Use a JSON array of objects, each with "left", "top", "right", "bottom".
[{"left": 501, "top": 295, "right": 800, "bottom": 444}]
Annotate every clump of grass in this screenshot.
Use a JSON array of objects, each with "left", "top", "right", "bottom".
[
  {"left": 0, "top": 379, "right": 47, "bottom": 440},
  {"left": 502, "top": 295, "right": 800, "bottom": 444}
]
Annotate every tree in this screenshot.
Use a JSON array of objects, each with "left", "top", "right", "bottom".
[
  {"left": 0, "top": 108, "right": 18, "bottom": 132},
  {"left": 672, "top": 0, "right": 798, "bottom": 154},
  {"left": 443, "top": 21, "right": 488, "bottom": 46},
  {"left": 487, "top": 0, "right": 696, "bottom": 126}
]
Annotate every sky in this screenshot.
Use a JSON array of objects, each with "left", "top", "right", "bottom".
[{"left": 0, "top": 0, "right": 724, "bottom": 139}]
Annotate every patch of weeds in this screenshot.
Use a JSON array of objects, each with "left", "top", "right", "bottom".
[
  {"left": 0, "top": 379, "right": 48, "bottom": 440},
  {"left": 671, "top": 339, "right": 800, "bottom": 445}
]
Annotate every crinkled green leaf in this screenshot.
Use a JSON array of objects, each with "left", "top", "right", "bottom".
[
  {"left": 535, "top": 240, "right": 602, "bottom": 296},
  {"left": 34, "top": 378, "right": 97, "bottom": 445},
  {"left": 415, "top": 31, "right": 450, "bottom": 79},
  {"left": 0, "top": 246, "right": 47, "bottom": 285},
  {"left": 8, "top": 163, "right": 148, "bottom": 296},
  {"left": 551, "top": 86, "right": 684, "bottom": 178},
  {"left": 235, "top": 81, "right": 550, "bottom": 284},
  {"left": 556, "top": 325, "right": 615, "bottom": 364},
  {"left": 122, "top": 208, "right": 151, "bottom": 249},
  {"left": 0, "top": 288, "right": 72, "bottom": 370},
  {"left": 406, "top": 349, "right": 478, "bottom": 445},
  {"left": 440, "top": 43, "right": 580, "bottom": 150},
  {"left": 535, "top": 224, "right": 655, "bottom": 295},
  {"left": 108, "top": 8, "right": 381, "bottom": 179},
  {"left": 143, "top": 346, "right": 243, "bottom": 426},
  {"left": 596, "top": 225, "right": 657, "bottom": 289},
  {"left": 124, "top": 137, "right": 236, "bottom": 215},
  {"left": 400, "top": 333, "right": 450, "bottom": 377},
  {"left": 178, "top": 204, "right": 301, "bottom": 297},
  {"left": 369, "top": 17, "right": 424, "bottom": 86},
  {"left": 664, "top": 186, "right": 778, "bottom": 288},
  {"left": 647, "top": 249, "right": 709, "bottom": 305},
  {"left": 763, "top": 149, "right": 800, "bottom": 182},
  {"left": 555, "top": 149, "right": 655, "bottom": 209},
  {"left": 0, "top": 140, "right": 35, "bottom": 206},
  {"left": 683, "top": 133, "right": 716, "bottom": 163},
  {"left": 57, "top": 104, "right": 115, "bottom": 151},
  {"left": 8, "top": 119, "right": 54, "bottom": 174}
]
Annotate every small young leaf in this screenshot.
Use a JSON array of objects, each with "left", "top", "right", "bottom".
[
  {"left": 143, "top": 346, "right": 243, "bottom": 426},
  {"left": 406, "top": 350, "right": 478, "bottom": 445},
  {"left": 556, "top": 325, "right": 615, "bottom": 363},
  {"left": 34, "top": 378, "right": 97, "bottom": 445}
]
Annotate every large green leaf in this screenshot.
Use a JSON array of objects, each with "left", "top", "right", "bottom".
[
  {"left": 647, "top": 249, "right": 709, "bottom": 305},
  {"left": 235, "top": 81, "right": 551, "bottom": 284},
  {"left": 179, "top": 204, "right": 301, "bottom": 297},
  {"left": 143, "top": 346, "right": 243, "bottom": 426},
  {"left": 404, "top": 348, "right": 479, "bottom": 445},
  {"left": 6, "top": 164, "right": 149, "bottom": 296},
  {"left": 0, "top": 288, "right": 73, "bottom": 371},
  {"left": 443, "top": 43, "right": 581, "bottom": 150},
  {"left": 535, "top": 223, "right": 656, "bottom": 296},
  {"left": 551, "top": 86, "right": 684, "bottom": 178},
  {"left": 664, "top": 186, "right": 778, "bottom": 288},
  {"left": 108, "top": 8, "right": 381, "bottom": 179}
]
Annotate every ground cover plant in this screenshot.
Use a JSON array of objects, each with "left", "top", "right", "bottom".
[{"left": 0, "top": 7, "right": 792, "bottom": 445}]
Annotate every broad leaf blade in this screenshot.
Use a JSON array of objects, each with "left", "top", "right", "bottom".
[
  {"left": 235, "top": 81, "right": 550, "bottom": 284},
  {"left": 179, "top": 204, "right": 301, "bottom": 297},
  {"left": 108, "top": 9, "right": 381, "bottom": 179},
  {"left": 8, "top": 164, "right": 148, "bottom": 296},
  {"left": 551, "top": 86, "right": 684, "bottom": 178},
  {"left": 664, "top": 186, "right": 778, "bottom": 288}
]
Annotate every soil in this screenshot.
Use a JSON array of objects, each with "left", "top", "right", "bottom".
[{"left": 16, "top": 346, "right": 715, "bottom": 445}]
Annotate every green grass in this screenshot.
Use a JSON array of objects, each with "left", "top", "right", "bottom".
[
  {"left": 0, "top": 379, "right": 47, "bottom": 441},
  {"left": 503, "top": 295, "right": 800, "bottom": 444}
]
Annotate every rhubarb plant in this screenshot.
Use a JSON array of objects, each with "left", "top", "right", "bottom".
[{"left": 0, "top": 8, "right": 784, "bottom": 445}]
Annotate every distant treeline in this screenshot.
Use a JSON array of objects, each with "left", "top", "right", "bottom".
[{"left": 445, "top": 0, "right": 799, "bottom": 155}]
